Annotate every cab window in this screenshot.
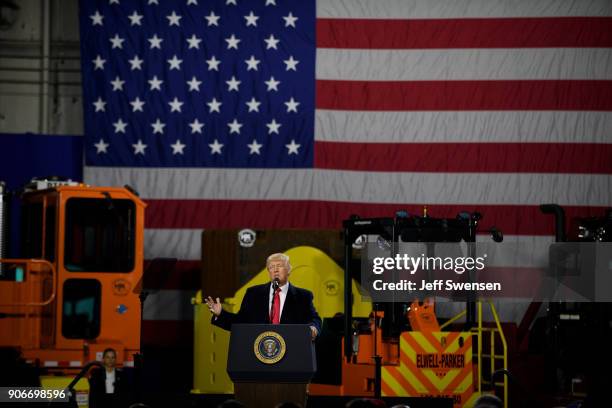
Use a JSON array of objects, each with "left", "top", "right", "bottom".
[
  {"left": 64, "top": 197, "right": 135, "bottom": 272},
  {"left": 62, "top": 279, "right": 101, "bottom": 339}
]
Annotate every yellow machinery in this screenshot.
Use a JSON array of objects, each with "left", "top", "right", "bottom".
[{"left": 40, "top": 375, "right": 90, "bottom": 407}]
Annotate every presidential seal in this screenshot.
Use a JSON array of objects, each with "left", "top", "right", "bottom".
[{"left": 254, "top": 331, "right": 286, "bottom": 364}]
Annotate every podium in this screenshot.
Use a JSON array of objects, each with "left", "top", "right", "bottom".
[{"left": 227, "top": 324, "right": 316, "bottom": 407}]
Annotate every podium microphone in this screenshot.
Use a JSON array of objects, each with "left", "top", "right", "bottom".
[{"left": 272, "top": 278, "right": 280, "bottom": 291}]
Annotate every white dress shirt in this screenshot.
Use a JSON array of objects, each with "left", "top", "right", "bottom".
[
  {"left": 268, "top": 282, "right": 289, "bottom": 319},
  {"left": 105, "top": 369, "right": 115, "bottom": 394}
]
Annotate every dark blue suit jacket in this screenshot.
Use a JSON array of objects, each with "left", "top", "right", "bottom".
[{"left": 212, "top": 282, "right": 322, "bottom": 334}]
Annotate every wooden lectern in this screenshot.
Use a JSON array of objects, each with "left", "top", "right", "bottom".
[{"left": 227, "top": 324, "right": 316, "bottom": 407}]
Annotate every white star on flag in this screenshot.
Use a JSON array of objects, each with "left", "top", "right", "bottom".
[
  {"left": 265, "top": 0, "right": 276, "bottom": 6},
  {"left": 93, "top": 97, "right": 106, "bottom": 112},
  {"left": 148, "top": 34, "right": 163, "bottom": 49},
  {"left": 132, "top": 139, "right": 147, "bottom": 155},
  {"left": 265, "top": 76, "right": 280, "bottom": 91},
  {"left": 226, "top": 0, "right": 237, "bottom": 5},
  {"left": 244, "top": 11, "right": 259, "bottom": 27},
  {"left": 167, "top": 11, "right": 182, "bottom": 26},
  {"left": 186, "top": 34, "right": 202, "bottom": 49},
  {"left": 171, "top": 139, "right": 186, "bottom": 155},
  {"left": 284, "top": 56, "right": 299, "bottom": 71},
  {"left": 113, "top": 118, "right": 127, "bottom": 133},
  {"left": 189, "top": 119, "right": 204, "bottom": 133},
  {"left": 266, "top": 119, "right": 281, "bottom": 134},
  {"left": 128, "top": 55, "right": 144, "bottom": 70},
  {"left": 247, "top": 139, "right": 263, "bottom": 155},
  {"left": 283, "top": 12, "right": 298, "bottom": 28},
  {"left": 264, "top": 34, "right": 279, "bottom": 50},
  {"left": 285, "top": 139, "right": 300, "bottom": 155},
  {"left": 187, "top": 0, "right": 198, "bottom": 5},
  {"left": 148, "top": 76, "right": 163, "bottom": 91},
  {"left": 225, "top": 34, "right": 241, "bottom": 50},
  {"left": 151, "top": 119, "right": 166, "bottom": 134},
  {"left": 206, "top": 55, "right": 221, "bottom": 71},
  {"left": 245, "top": 97, "right": 261, "bottom": 112},
  {"left": 109, "top": 34, "right": 124, "bottom": 49},
  {"left": 285, "top": 97, "right": 300, "bottom": 113},
  {"left": 94, "top": 138, "right": 109, "bottom": 153},
  {"left": 187, "top": 76, "right": 202, "bottom": 92},
  {"left": 207, "top": 97, "right": 222, "bottom": 113},
  {"left": 92, "top": 55, "right": 106, "bottom": 70},
  {"left": 168, "top": 97, "right": 184, "bottom": 113},
  {"left": 110, "top": 76, "right": 125, "bottom": 91},
  {"left": 130, "top": 97, "right": 145, "bottom": 112},
  {"left": 90, "top": 11, "right": 103, "bottom": 26},
  {"left": 205, "top": 11, "right": 220, "bottom": 26},
  {"left": 245, "top": 55, "right": 260, "bottom": 71},
  {"left": 128, "top": 11, "right": 143, "bottom": 26},
  {"left": 148, "top": 0, "right": 158, "bottom": 4},
  {"left": 227, "top": 119, "right": 243, "bottom": 134},
  {"left": 209, "top": 139, "right": 223, "bottom": 154},
  {"left": 226, "top": 76, "right": 241, "bottom": 91},
  {"left": 167, "top": 55, "right": 183, "bottom": 70}
]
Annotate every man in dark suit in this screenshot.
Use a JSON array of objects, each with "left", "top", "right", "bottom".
[
  {"left": 88, "top": 348, "right": 126, "bottom": 408},
  {"left": 205, "top": 253, "right": 321, "bottom": 339}
]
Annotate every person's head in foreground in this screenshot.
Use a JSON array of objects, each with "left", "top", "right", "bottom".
[
  {"left": 346, "top": 398, "right": 386, "bottom": 408},
  {"left": 474, "top": 394, "right": 503, "bottom": 408}
]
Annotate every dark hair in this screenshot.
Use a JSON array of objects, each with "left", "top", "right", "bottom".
[
  {"left": 102, "top": 348, "right": 116, "bottom": 358},
  {"left": 474, "top": 394, "right": 503, "bottom": 408},
  {"left": 217, "top": 399, "right": 245, "bottom": 408},
  {"left": 346, "top": 398, "right": 386, "bottom": 408}
]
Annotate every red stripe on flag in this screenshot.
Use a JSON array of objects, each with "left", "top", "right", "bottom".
[
  {"left": 143, "top": 259, "right": 200, "bottom": 290},
  {"left": 145, "top": 200, "right": 607, "bottom": 236},
  {"left": 316, "top": 80, "right": 612, "bottom": 111},
  {"left": 142, "top": 320, "right": 193, "bottom": 347},
  {"left": 314, "top": 141, "right": 612, "bottom": 174},
  {"left": 317, "top": 17, "right": 612, "bottom": 49}
]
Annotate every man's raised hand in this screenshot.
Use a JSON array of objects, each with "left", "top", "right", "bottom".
[{"left": 205, "top": 296, "right": 222, "bottom": 316}]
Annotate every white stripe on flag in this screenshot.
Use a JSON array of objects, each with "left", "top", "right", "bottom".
[
  {"left": 84, "top": 167, "right": 611, "bottom": 206},
  {"left": 316, "top": 48, "right": 612, "bottom": 81},
  {"left": 145, "top": 229, "right": 201, "bottom": 261},
  {"left": 316, "top": 0, "right": 612, "bottom": 19},
  {"left": 143, "top": 289, "right": 195, "bottom": 321},
  {"left": 475, "top": 234, "right": 554, "bottom": 268},
  {"left": 436, "top": 301, "right": 539, "bottom": 324},
  {"left": 315, "top": 110, "right": 612, "bottom": 144}
]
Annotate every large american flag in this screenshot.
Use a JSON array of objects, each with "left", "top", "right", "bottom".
[{"left": 79, "top": 0, "right": 612, "bottom": 325}]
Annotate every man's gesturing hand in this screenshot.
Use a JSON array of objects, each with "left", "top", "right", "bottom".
[
  {"left": 205, "top": 296, "right": 222, "bottom": 316},
  {"left": 310, "top": 325, "right": 318, "bottom": 341}
]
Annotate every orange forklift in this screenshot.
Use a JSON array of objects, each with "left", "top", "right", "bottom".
[{"left": 0, "top": 179, "right": 146, "bottom": 399}]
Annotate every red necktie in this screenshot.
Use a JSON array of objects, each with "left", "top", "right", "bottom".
[{"left": 270, "top": 288, "right": 281, "bottom": 324}]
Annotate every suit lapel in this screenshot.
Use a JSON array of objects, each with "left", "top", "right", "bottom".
[
  {"left": 260, "top": 283, "right": 271, "bottom": 323},
  {"left": 280, "top": 284, "right": 296, "bottom": 323}
]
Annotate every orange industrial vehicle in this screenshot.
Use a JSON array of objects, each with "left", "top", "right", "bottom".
[{"left": 0, "top": 181, "right": 146, "bottom": 372}]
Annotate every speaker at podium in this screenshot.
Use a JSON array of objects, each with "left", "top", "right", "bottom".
[{"left": 227, "top": 324, "right": 316, "bottom": 407}]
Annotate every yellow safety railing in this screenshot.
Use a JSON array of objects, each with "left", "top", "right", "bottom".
[
  {"left": 440, "top": 301, "right": 508, "bottom": 407},
  {"left": 473, "top": 301, "right": 508, "bottom": 408}
]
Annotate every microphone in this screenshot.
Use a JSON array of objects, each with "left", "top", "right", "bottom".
[{"left": 272, "top": 278, "right": 280, "bottom": 291}]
